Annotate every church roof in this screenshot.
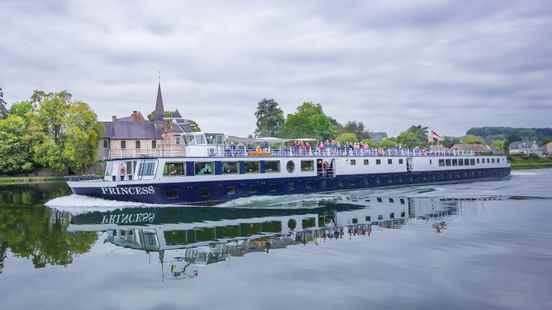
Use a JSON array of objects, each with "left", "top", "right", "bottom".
[{"left": 154, "top": 83, "right": 164, "bottom": 122}]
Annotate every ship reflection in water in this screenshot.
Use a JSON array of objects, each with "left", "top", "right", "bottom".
[{"left": 51, "top": 196, "right": 472, "bottom": 281}]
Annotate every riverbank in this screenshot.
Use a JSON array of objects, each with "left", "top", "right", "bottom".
[
  {"left": 509, "top": 156, "right": 552, "bottom": 170},
  {"left": 0, "top": 175, "right": 99, "bottom": 185}
]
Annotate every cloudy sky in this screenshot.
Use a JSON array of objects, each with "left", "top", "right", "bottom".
[{"left": 1, "top": 0, "right": 551, "bottom": 136}]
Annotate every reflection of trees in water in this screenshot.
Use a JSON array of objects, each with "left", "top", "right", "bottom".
[
  {"left": 0, "top": 205, "right": 97, "bottom": 270},
  {"left": 0, "top": 182, "right": 70, "bottom": 207}
]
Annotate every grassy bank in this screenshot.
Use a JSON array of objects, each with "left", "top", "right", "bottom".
[{"left": 508, "top": 156, "right": 552, "bottom": 170}]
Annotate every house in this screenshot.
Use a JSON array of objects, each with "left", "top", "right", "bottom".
[
  {"left": 450, "top": 143, "right": 493, "bottom": 155},
  {"left": 0, "top": 88, "right": 7, "bottom": 119},
  {"left": 508, "top": 141, "right": 544, "bottom": 157},
  {"left": 98, "top": 83, "right": 199, "bottom": 160},
  {"left": 543, "top": 141, "right": 552, "bottom": 156}
]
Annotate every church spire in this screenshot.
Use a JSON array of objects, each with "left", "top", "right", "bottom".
[{"left": 154, "top": 82, "right": 164, "bottom": 123}]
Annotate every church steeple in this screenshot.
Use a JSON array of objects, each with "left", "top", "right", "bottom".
[{"left": 154, "top": 82, "right": 164, "bottom": 124}]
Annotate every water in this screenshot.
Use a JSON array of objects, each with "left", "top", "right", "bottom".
[{"left": 1, "top": 170, "right": 552, "bottom": 310}]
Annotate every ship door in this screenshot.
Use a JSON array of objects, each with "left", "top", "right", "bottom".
[
  {"left": 317, "top": 158, "right": 336, "bottom": 177},
  {"left": 406, "top": 157, "right": 413, "bottom": 173}
]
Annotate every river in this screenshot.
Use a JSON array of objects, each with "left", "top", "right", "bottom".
[{"left": 0, "top": 170, "right": 551, "bottom": 310}]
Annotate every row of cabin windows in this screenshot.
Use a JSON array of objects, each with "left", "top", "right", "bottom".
[
  {"left": 116, "top": 140, "right": 157, "bottom": 149},
  {"left": 350, "top": 158, "right": 404, "bottom": 166},
  {"left": 163, "top": 160, "right": 315, "bottom": 176},
  {"left": 438, "top": 157, "right": 501, "bottom": 167}
]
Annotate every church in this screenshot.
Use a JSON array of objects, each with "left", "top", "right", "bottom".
[{"left": 98, "top": 84, "right": 200, "bottom": 160}]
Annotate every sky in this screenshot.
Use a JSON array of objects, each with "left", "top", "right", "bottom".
[{"left": 1, "top": 0, "right": 551, "bottom": 137}]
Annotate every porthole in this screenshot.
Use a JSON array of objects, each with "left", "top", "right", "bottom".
[{"left": 286, "top": 160, "right": 295, "bottom": 173}]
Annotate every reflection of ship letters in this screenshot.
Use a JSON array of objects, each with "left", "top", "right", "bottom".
[{"left": 101, "top": 212, "right": 155, "bottom": 225}]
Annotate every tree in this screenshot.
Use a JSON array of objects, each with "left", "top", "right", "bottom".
[
  {"left": 280, "top": 102, "right": 338, "bottom": 140},
  {"left": 0, "top": 115, "right": 34, "bottom": 174},
  {"left": 9, "top": 101, "right": 33, "bottom": 118},
  {"left": 254, "top": 99, "right": 284, "bottom": 137},
  {"left": 379, "top": 137, "right": 398, "bottom": 148},
  {"left": 461, "top": 135, "right": 485, "bottom": 144},
  {"left": 342, "top": 121, "right": 370, "bottom": 140},
  {"left": 336, "top": 132, "right": 357, "bottom": 144},
  {"left": 28, "top": 90, "right": 101, "bottom": 173},
  {"left": 490, "top": 139, "right": 505, "bottom": 151},
  {"left": 396, "top": 125, "right": 429, "bottom": 148}
]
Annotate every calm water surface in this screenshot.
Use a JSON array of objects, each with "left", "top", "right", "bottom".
[{"left": 1, "top": 170, "right": 552, "bottom": 310}]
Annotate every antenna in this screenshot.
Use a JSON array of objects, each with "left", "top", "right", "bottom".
[{"left": 157, "top": 70, "right": 161, "bottom": 84}]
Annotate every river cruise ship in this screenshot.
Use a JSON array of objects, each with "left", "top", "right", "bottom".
[{"left": 67, "top": 132, "right": 511, "bottom": 205}]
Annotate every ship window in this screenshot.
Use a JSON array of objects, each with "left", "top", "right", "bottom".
[
  {"left": 399, "top": 159, "right": 404, "bottom": 164},
  {"left": 487, "top": 158, "right": 490, "bottom": 163},
  {"left": 401, "top": 212, "right": 406, "bottom": 217},
  {"left": 264, "top": 161, "right": 280, "bottom": 173},
  {"left": 458, "top": 158, "right": 464, "bottom": 166},
  {"left": 377, "top": 197, "right": 383, "bottom": 202},
  {"left": 388, "top": 158, "right": 393, "bottom": 164},
  {"left": 439, "top": 159, "right": 445, "bottom": 167},
  {"left": 352, "top": 218, "right": 358, "bottom": 224},
  {"left": 452, "top": 159, "right": 457, "bottom": 166},
  {"left": 390, "top": 212, "right": 395, "bottom": 219},
  {"left": 286, "top": 160, "right": 295, "bottom": 173},
  {"left": 364, "top": 159, "right": 369, "bottom": 165},
  {"left": 378, "top": 215, "right": 383, "bottom": 220},
  {"left": 222, "top": 161, "right": 239, "bottom": 174},
  {"left": 195, "top": 162, "right": 214, "bottom": 175},
  {"left": 491, "top": 158, "right": 495, "bottom": 163},
  {"left": 445, "top": 159, "right": 451, "bottom": 166},
  {"left": 121, "top": 140, "right": 126, "bottom": 149},
  {"left": 365, "top": 216, "right": 371, "bottom": 222},
  {"left": 400, "top": 198, "right": 405, "bottom": 204},
  {"left": 389, "top": 198, "right": 394, "bottom": 203},
  {"left": 429, "top": 159, "right": 433, "bottom": 165},
  {"left": 376, "top": 159, "right": 381, "bottom": 165},
  {"left": 244, "top": 161, "right": 260, "bottom": 173},
  {"left": 464, "top": 159, "right": 470, "bottom": 166},
  {"left": 164, "top": 162, "right": 185, "bottom": 176},
  {"left": 301, "top": 160, "right": 314, "bottom": 172},
  {"left": 138, "top": 161, "right": 156, "bottom": 176},
  {"left": 477, "top": 158, "right": 480, "bottom": 164},
  {"left": 135, "top": 140, "right": 141, "bottom": 149},
  {"left": 350, "top": 159, "right": 356, "bottom": 166},
  {"left": 470, "top": 159, "right": 476, "bottom": 165}
]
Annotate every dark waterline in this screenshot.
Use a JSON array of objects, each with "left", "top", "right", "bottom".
[{"left": 1, "top": 170, "right": 552, "bottom": 310}]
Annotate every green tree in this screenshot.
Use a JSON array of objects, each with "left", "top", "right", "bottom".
[
  {"left": 336, "top": 132, "right": 357, "bottom": 144},
  {"left": 361, "top": 138, "right": 374, "bottom": 145},
  {"left": 490, "top": 139, "right": 505, "bottom": 151},
  {"left": 461, "top": 135, "right": 485, "bottom": 144},
  {"left": 9, "top": 101, "right": 33, "bottom": 118},
  {"left": 396, "top": 125, "right": 429, "bottom": 148},
  {"left": 29, "top": 90, "right": 101, "bottom": 173},
  {"left": 281, "top": 102, "right": 338, "bottom": 140},
  {"left": 254, "top": 99, "right": 285, "bottom": 137},
  {"left": 379, "top": 137, "right": 398, "bottom": 148},
  {"left": 0, "top": 115, "right": 34, "bottom": 174}
]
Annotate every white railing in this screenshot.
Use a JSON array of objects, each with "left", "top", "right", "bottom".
[{"left": 102, "top": 146, "right": 479, "bottom": 160}]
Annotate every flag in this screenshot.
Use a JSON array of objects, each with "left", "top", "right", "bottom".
[{"left": 431, "top": 130, "right": 442, "bottom": 142}]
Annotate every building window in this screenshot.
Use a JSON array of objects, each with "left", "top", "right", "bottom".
[
  {"left": 363, "top": 159, "right": 369, "bottom": 165},
  {"left": 244, "top": 161, "right": 260, "bottom": 173},
  {"left": 286, "top": 160, "right": 295, "bottom": 173},
  {"left": 135, "top": 140, "right": 141, "bottom": 149},
  {"left": 350, "top": 159, "right": 356, "bottom": 166},
  {"left": 301, "top": 160, "right": 314, "bottom": 172},
  {"left": 121, "top": 140, "right": 126, "bottom": 149},
  {"left": 195, "top": 162, "right": 214, "bottom": 175},
  {"left": 222, "top": 162, "right": 239, "bottom": 174},
  {"left": 175, "top": 136, "right": 181, "bottom": 145},
  {"left": 152, "top": 140, "right": 157, "bottom": 149},
  {"left": 163, "top": 162, "right": 185, "bottom": 176},
  {"left": 376, "top": 159, "right": 381, "bottom": 165},
  {"left": 264, "top": 161, "right": 280, "bottom": 173},
  {"left": 103, "top": 139, "right": 109, "bottom": 149}
]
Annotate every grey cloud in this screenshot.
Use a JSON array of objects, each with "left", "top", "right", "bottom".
[{"left": 0, "top": 0, "right": 551, "bottom": 137}]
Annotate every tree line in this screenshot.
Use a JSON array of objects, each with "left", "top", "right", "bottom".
[{"left": 0, "top": 90, "right": 102, "bottom": 175}]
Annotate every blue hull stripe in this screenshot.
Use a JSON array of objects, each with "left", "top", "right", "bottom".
[{"left": 72, "top": 168, "right": 511, "bottom": 205}]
